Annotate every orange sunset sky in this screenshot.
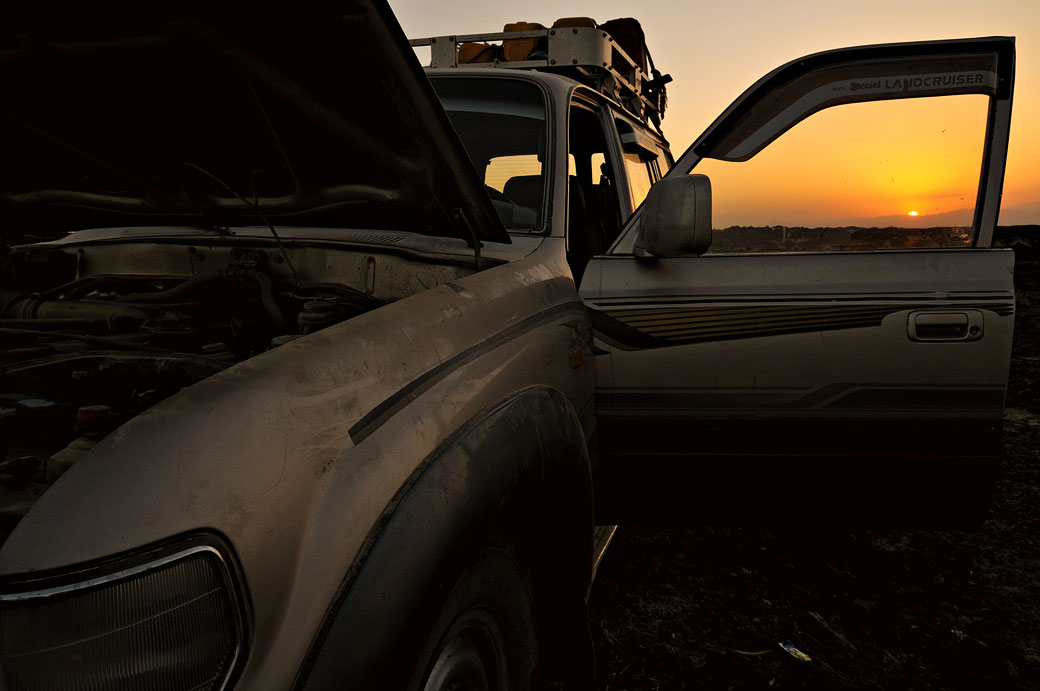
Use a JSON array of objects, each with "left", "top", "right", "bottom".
[{"left": 391, "top": 0, "right": 1040, "bottom": 229}]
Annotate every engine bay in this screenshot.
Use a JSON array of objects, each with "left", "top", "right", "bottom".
[{"left": 0, "top": 231, "right": 475, "bottom": 539}]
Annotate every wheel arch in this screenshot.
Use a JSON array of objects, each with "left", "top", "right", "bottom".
[{"left": 293, "top": 384, "right": 594, "bottom": 690}]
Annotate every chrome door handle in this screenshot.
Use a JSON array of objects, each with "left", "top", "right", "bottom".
[{"left": 907, "top": 310, "right": 983, "bottom": 342}]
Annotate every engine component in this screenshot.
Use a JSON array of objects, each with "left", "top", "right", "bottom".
[
  {"left": 46, "top": 405, "right": 112, "bottom": 482},
  {"left": 0, "top": 288, "right": 151, "bottom": 323},
  {"left": 297, "top": 293, "right": 382, "bottom": 334}
]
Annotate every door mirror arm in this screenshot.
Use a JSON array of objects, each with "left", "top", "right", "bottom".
[{"left": 633, "top": 245, "right": 658, "bottom": 262}]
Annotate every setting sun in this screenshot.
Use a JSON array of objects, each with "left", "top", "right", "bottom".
[{"left": 909, "top": 211, "right": 919, "bottom": 216}]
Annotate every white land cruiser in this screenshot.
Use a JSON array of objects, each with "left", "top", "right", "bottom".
[{"left": 0, "top": 0, "right": 1016, "bottom": 689}]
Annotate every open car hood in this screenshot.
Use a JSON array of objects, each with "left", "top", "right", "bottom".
[{"left": 1, "top": 0, "right": 509, "bottom": 245}]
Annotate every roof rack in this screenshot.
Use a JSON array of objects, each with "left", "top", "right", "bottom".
[{"left": 409, "top": 25, "right": 670, "bottom": 130}]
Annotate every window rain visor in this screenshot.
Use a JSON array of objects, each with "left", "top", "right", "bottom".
[{"left": 431, "top": 78, "right": 548, "bottom": 232}]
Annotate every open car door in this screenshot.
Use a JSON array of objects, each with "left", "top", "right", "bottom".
[{"left": 582, "top": 37, "right": 1016, "bottom": 526}]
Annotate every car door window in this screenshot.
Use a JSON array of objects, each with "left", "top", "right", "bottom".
[
  {"left": 614, "top": 116, "right": 668, "bottom": 208},
  {"left": 622, "top": 152, "right": 655, "bottom": 208},
  {"left": 694, "top": 94, "right": 990, "bottom": 254}
]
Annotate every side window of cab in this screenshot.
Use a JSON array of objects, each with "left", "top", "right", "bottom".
[
  {"left": 615, "top": 117, "right": 669, "bottom": 209},
  {"left": 694, "top": 95, "right": 990, "bottom": 254}
]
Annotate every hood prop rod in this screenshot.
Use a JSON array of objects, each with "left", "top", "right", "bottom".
[{"left": 451, "top": 208, "right": 482, "bottom": 271}]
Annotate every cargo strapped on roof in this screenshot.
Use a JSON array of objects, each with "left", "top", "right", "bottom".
[{"left": 409, "top": 20, "right": 671, "bottom": 131}]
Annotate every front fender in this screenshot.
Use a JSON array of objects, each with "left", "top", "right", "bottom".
[{"left": 295, "top": 385, "right": 593, "bottom": 690}]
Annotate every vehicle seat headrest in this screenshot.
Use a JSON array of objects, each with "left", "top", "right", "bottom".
[{"left": 503, "top": 175, "right": 544, "bottom": 208}]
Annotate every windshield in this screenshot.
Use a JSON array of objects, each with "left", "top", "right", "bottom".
[{"left": 430, "top": 77, "right": 548, "bottom": 232}]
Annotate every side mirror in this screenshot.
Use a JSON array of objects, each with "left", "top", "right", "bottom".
[{"left": 635, "top": 174, "right": 712, "bottom": 257}]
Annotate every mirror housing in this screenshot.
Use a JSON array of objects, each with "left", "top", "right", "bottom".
[{"left": 635, "top": 174, "right": 712, "bottom": 257}]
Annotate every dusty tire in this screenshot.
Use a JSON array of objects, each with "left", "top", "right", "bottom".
[{"left": 409, "top": 543, "right": 539, "bottom": 691}]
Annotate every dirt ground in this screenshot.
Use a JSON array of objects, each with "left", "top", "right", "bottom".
[{"left": 589, "top": 226, "right": 1040, "bottom": 690}]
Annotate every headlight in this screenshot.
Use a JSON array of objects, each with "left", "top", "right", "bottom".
[{"left": 0, "top": 535, "right": 248, "bottom": 690}]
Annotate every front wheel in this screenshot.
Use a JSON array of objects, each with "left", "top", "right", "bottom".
[{"left": 410, "top": 544, "right": 539, "bottom": 691}]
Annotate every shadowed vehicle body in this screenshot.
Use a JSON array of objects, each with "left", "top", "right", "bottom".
[{"left": 0, "top": 1, "right": 1015, "bottom": 688}]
